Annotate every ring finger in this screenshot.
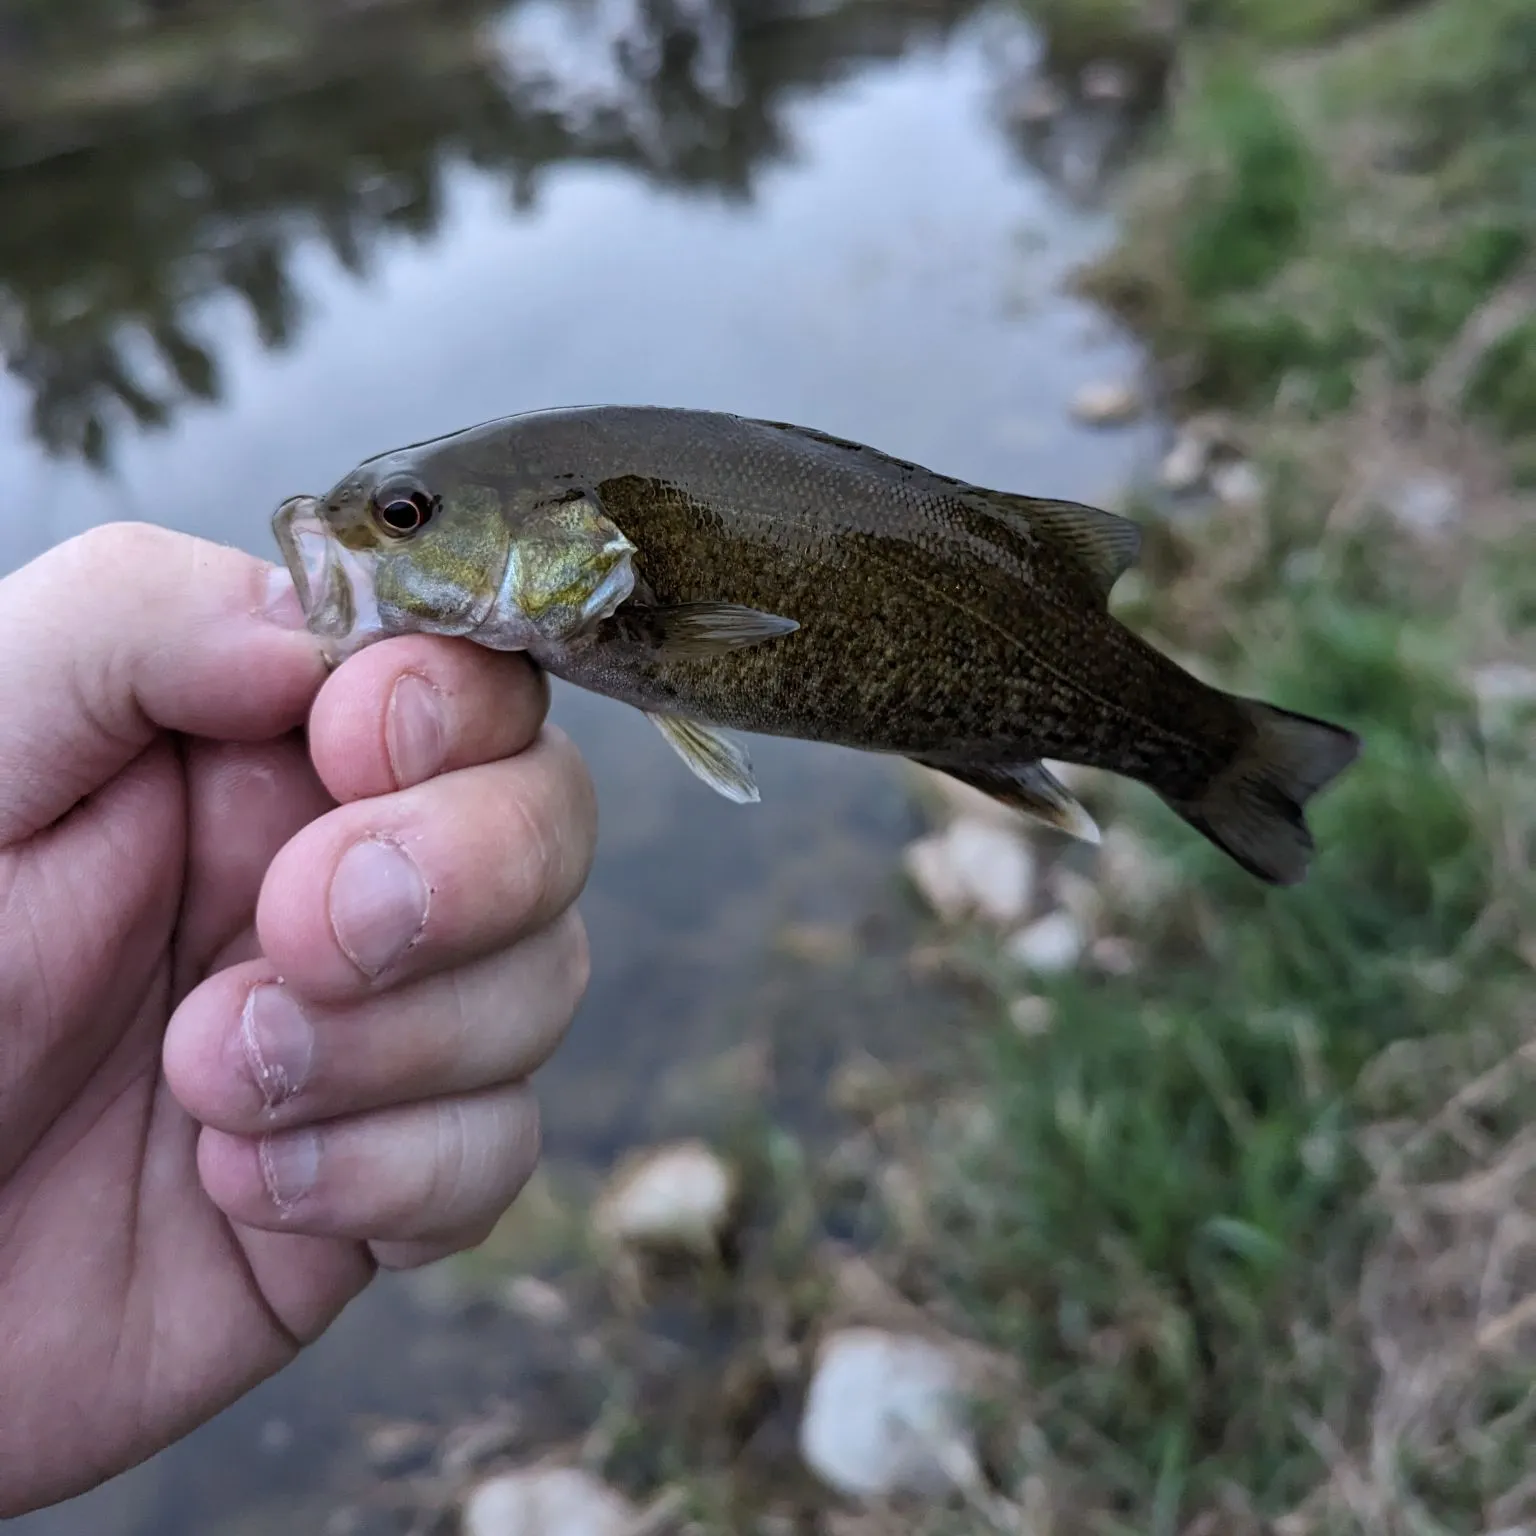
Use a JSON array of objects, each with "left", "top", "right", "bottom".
[{"left": 196, "top": 1080, "right": 541, "bottom": 1249}]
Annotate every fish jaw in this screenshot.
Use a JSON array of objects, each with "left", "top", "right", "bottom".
[{"left": 271, "top": 494, "right": 389, "bottom": 665}]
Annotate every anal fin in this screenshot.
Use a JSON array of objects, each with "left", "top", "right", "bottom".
[
  {"left": 917, "top": 758, "right": 1100, "bottom": 845},
  {"left": 647, "top": 713, "right": 760, "bottom": 803}
]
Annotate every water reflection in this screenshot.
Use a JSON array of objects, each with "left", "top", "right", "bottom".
[{"left": 0, "top": 0, "right": 982, "bottom": 466}]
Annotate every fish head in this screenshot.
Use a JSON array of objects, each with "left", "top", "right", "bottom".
[
  {"left": 272, "top": 455, "right": 514, "bottom": 663},
  {"left": 274, "top": 444, "right": 642, "bottom": 664}
]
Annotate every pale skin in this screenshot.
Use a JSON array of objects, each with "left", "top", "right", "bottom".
[{"left": 0, "top": 522, "right": 596, "bottom": 1517}]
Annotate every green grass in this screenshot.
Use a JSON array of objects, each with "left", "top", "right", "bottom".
[
  {"left": 1077, "top": 0, "right": 1536, "bottom": 424},
  {"left": 911, "top": 2, "right": 1536, "bottom": 1529}
]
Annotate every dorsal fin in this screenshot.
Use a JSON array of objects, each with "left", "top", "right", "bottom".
[
  {"left": 746, "top": 415, "right": 1142, "bottom": 600},
  {"left": 984, "top": 493, "right": 1142, "bottom": 602}
]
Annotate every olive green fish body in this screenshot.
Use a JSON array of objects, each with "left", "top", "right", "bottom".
[
  {"left": 397, "top": 409, "right": 1227, "bottom": 776},
  {"left": 274, "top": 406, "right": 1362, "bottom": 885}
]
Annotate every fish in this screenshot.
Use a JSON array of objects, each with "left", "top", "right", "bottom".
[{"left": 271, "top": 404, "right": 1362, "bottom": 886}]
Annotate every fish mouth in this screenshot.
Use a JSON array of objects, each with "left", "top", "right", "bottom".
[{"left": 271, "top": 494, "right": 384, "bottom": 657}]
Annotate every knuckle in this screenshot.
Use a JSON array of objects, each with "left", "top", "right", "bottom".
[
  {"left": 506, "top": 1090, "right": 542, "bottom": 1183},
  {"left": 554, "top": 907, "right": 592, "bottom": 1008},
  {"left": 425, "top": 1098, "right": 474, "bottom": 1216},
  {"left": 545, "top": 726, "right": 599, "bottom": 836},
  {"left": 497, "top": 738, "right": 596, "bottom": 930},
  {"left": 499, "top": 780, "right": 560, "bottom": 930},
  {"left": 70, "top": 520, "right": 177, "bottom": 569},
  {"left": 416, "top": 1090, "right": 538, "bottom": 1231}
]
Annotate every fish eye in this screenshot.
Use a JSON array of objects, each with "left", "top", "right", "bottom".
[{"left": 371, "top": 481, "right": 439, "bottom": 538}]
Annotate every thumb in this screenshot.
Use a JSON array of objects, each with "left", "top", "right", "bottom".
[{"left": 0, "top": 522, "right": 327, "bottom": 845}]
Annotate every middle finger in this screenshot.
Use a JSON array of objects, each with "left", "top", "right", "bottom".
[
  {"left": 255, "top": 725, "right": 596, "bottom": 1003},
  {"left": 164, "top": 908, "right": 588, "bottom": 1135}
]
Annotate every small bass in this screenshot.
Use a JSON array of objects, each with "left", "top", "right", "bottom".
[{"left": 272, "top": 405, "right": 1361, "bottom": 885}]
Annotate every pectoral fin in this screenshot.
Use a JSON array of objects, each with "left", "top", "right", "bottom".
[
  {"left": 647, "top": 713, "right": 760, "bottom": 803},
  {"left": 918, "top": 758, "right": 1101, "bottom": 845},
  {"left": 616, "top": 602, "right": 800, "bottom": 659}
]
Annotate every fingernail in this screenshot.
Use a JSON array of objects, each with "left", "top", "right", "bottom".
[
  {"left": 260, "top": 1129, "right": 319, "bottom": 1212},
  {"left": 387, "top": 673, "right": 446, "bottom": 787},
  {"left": 329, "top": 837, "right": 430, "bottom": 977},
  {"left": 240, "top": 984, "right": 313, "bottom": 1111},
  {"left": 261, "top": 566, "right": 309, "bottom": 630}
]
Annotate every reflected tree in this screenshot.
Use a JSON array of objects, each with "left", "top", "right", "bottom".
[{"left": 0, "top": 0, "right": 980, "bottom": 467}]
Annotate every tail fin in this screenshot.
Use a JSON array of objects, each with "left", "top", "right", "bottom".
[{"left": 1162, "top": 699, "right": 1362, "bottom": 886}]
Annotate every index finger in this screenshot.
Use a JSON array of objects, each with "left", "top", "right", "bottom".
[
  {"left": 0, "top": 523, "right": 325, "bottom": 844},
  {"left": 306, "top": 635, "right": 551, "bottom": 803}
]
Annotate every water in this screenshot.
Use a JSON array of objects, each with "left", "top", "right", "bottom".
[{"left": 1, "top": 1, "right": 1154, "bottom": 1528}]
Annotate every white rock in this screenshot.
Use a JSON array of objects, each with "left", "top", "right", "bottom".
[
  {"left": 946, "top": 817, "right": 1036, "bottom": 925},
  {"left": 1006, "top": 910, "right": 1085, "bottom": 976},
  {"left": 1049, "top": 867, "right": 1105, "bottom": 934},
  {"left": 1070, "top": 380, "right": 1142, "bottom": 427},
  {"left": 1096, "top": 825, "right": 1175, "bottom": 917},
  {"left": 1158, "top": 431, "right": 1209, "bottom": 493},
  {"left": 903, "top": 816, "right": 1036, "bottom": 928},
  {"left": 364, "top": 1419, "right": 435, "bottom": 1475},
  {"left": 1008, "top": 994, "right": 1055, "bottom": 1037},
  {"left": 501, "top": 1275, "right": 571, "bottom": 1329},
  {"left": 1472, "top": 662, "right": 1536, "bottom": 720},
  {"left": 591, "top": 1140, "right": 736, "bottom": 1257},
  {"left": 461, "top": 1467, "right": 638, "bottom": 1536},
  {"left": 1384, "top": 470, "right": 1459, "bottom": 535},
  {"left": 903, "top": 832, "right": 970, "bottom": 923},
  {"left": 1211, "top": 458, "right": 1265, "bottom": 511},
  {"left": 798, "top": 1328, "right": 978, "bottom": 1501},
  {"left": 1081, "top": 59, "right": 1132, "bottom": 100},
  {"left": 1090, "top": 935, "right": 1140, "bottom": 975}
]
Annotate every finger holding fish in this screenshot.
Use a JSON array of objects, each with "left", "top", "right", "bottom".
[
  {"left": 304, "top": 632, "right": 551, "bottom": 801},
  {"left": 254, "top": 725, "right": 596, "bottom": 1004}
]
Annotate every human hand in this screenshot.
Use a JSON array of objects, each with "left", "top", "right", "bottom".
[{"left": 0, "top": 523, "right": 595, "bottom": 1516}]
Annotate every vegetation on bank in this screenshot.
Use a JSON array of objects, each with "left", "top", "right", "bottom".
[{"left": 912, "top": 0, "right": 1536, "bottom": 1529}]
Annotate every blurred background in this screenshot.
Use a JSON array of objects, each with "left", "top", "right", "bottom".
[{"left": 2, "top": 1, "right": 1532, "bottom": 1533}]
